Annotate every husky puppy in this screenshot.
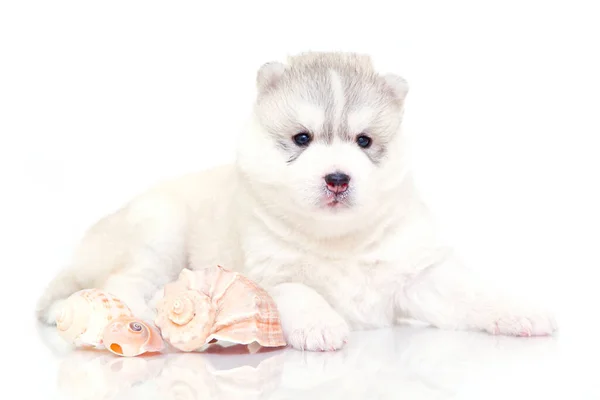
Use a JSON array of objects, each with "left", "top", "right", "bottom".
[{"left": 36, "top": 52, "right": 556, "bottom": 351}]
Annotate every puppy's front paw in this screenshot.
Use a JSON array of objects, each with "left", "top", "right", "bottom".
[
  {"left": 285, "top": 309, "right": 349, "bottom": 351},
  {"left": 270, "top": 282, "right": 350, "bottom": 351},
  {"left": 487, "top": 310, "right": 558, "bottom": 337}
]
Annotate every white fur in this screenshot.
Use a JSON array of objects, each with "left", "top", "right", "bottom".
[
  {"left": 347, "top": 106, "right": 376, "bottom": 134},
  {"left": 329, "top": 69, "right": 345, "bottom": 131},
  {"left": 270, "top": 283, "right": 349, "bottom": 351},
  {"left": 294, "top": 102, "right": 325, "bottom": 133},
  {"left": 36, "top": 52, "right": 557, "bottom": 351}
]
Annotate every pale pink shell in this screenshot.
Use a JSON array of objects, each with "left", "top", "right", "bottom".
[
  {"left": 56, "top": 289, "right": 134, "bottom": 348},
  {"left": 102, "top": 316, "right": 165, "bottom": 357},
  {"left": 155, "top": 266, "right": 286, "bottom": 352}
]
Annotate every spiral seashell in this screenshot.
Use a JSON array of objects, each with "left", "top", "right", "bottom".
[
  {"left": 154, "top": 266, "right": 286, "bottom": 352},
  {"left": 56, "top": 293, "right": 90, "bottom": 344},
  {"left": 55, "top": 289, "right": 134, "bottom": 348},
  {"left": 154, "top": 289, "right": 216, "bottom": 352},
  {"left": 103, "top": 316, "right": 165, "bottom": 357},
  {"left": 204, "top": 268, "right": 286, "bottom": 348},
  {"left": 169, "top": 296, "right": 195, "bottom": 325}
]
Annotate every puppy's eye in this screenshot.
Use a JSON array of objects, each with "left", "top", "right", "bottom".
[
  {"left": 356, "top": 135, "right": 372, "bottom": 149},
  {"left": 292, "top": 132, "right": 312, "bottom": 147}
]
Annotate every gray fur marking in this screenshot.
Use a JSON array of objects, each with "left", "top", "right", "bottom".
[{"left": 256, "top": 52, "right": 405, "bottom": 165}]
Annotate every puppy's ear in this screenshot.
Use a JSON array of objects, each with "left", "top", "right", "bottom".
[
  {"left": 383, "top": 73, "right": 409, "bottom": 102},
  {"left": 256, "top": 61, "right": 286, "bottom": 94}
]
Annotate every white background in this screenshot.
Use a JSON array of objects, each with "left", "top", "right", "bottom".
[{"left": 1, "top": 1, "right": 599, "bottom": 398}]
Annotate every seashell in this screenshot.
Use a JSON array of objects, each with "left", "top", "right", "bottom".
[
  {"left": 102, "top": 316, "right": 166, "bottom": 357},
  {"left": 56, "top": 288, "right": 134, "bottom": 348},
  {"left": 155, "top": 266, "right": 286, "bottom": 352},
  {"left": 154, "top": 288, "right": 216, "bottom": 352}
]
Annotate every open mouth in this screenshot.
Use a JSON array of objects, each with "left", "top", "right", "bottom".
[{"left": 324, "top": 192, "right": 349, "bottom": 208}]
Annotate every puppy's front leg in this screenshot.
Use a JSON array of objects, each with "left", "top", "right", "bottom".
[
  {"left": 398, "top": 253, "right": 557, "bottom": 336},
  {"left": 270, "top": 283, "right": 349, "bottom": 351},
  {"left": 102, "top": 273, "right": 158, "bottom": 322}
]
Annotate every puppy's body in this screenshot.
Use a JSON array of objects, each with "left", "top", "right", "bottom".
[{"left": 37, "top": 52, "right": 556, "bottom": 350}]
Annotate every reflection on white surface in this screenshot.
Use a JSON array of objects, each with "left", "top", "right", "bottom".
[
  {"left": 57, "top": 351, "right": 165, "bottom": 399},
  {"left": 157, "top": 347, "right": 285, "bottom": 399},
  {"left": 38, "top": 324, "right": 598, "bottom": 400}
]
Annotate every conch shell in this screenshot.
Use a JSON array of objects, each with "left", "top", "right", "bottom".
[
  {"left": 155, "top": 266, "right": 287, "bottom": 352},
  {"left": 102, "top": 316, "right": 165, "bottom": 357},
  {"left": 56, "top": 288, "right": 134, "bottom": 348}
]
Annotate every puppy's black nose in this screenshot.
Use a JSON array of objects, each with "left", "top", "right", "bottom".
[{"left": 324, "top": 172, "right": 350, "bottom": 193}]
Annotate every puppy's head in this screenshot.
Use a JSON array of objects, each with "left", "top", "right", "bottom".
[{"left": 237, "top": 52, "right": 409, "bottom": 227}]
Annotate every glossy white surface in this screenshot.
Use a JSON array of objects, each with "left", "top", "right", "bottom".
[
  {"left": 3, "top": 1, "right": 600, "bottom": 399},
  {"left": 22, "top": 321, "right": 598, "bottom": 399}
]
